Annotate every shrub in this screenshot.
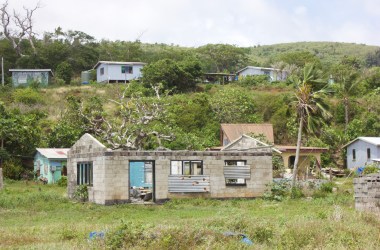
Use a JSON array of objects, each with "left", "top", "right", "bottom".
[
  {"left": 57, "top": 176, "right": 67, "bottom": 187},
  {"left": 290, "top": 186, "right": 305, "bottom": 199},
  {"left": 13, "top": 88, "right": 43, "bottom": 105},
  {"left": 2, "top": 158, "right": 24, "bottom": 180},
  {"left": 363, "top": 163, "right": 380, "bottom": 175},
  {"left": 73, "top": 185, "right": 88, "bottom": 202},
  {"left": 264, "top": 179, "right": 291, "bottom": 201}
]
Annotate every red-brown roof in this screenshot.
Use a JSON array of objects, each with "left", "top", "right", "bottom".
[{"left": 221, "top": 123, "right": 274, "bottom": 144}]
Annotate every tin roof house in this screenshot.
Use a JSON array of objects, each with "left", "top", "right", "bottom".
[
  {"left": 236, "top": 66, "right": 287, "bottom": 81},
  {"left": 67, "top": 133, "right": 273, "bottom": 205},
  {"left": 10, "top": 69, "right": 53, "bottom": 87},
  {"left": 93, "top": 61, "right": 146, "bottom": 83},
  {"left": 34, "top": 148, "right": 70, "bottom": 184},
  {"left": 343, "top": 137, "right": 380, "bottom": 169}
]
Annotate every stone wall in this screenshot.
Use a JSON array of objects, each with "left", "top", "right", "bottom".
[
  {"left": 354, "top": 174, "right": 380, "bottom": 215},
  {"left": 68, "top": 134, "right": 273, "bottom": 205}
]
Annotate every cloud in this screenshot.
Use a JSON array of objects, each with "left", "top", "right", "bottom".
[{"left": 6, "top": 0, "right": 380, "bottom": 46}]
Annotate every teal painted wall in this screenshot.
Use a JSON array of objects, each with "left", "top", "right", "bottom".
[
  {"left": 129, "top": 161, "right": 153, "bottom": 188},
  {"left": 34, "top": 152, "right": 67, "bottom": 184}
]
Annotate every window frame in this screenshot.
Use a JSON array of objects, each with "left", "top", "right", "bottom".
[
  {"left": 352, "top": 149, "right": 356, "bottom": 161},
  {"left": 77, "top": 162, "right": 93, "bottom": 186},
  {"left": 170, "top": 160, "right": 203, "bottom": 175},
  {"left": 121, "top": 65, "right": 133, "bottom": 74},
  {"left": 225, "top": 160, "right": 247, "bottom": 186},
  {"left": 100, "top": 67, "right": 104, "bottom": 75},
  {"left": 367, "top": 148, "right": 371, "bottom": 160}
]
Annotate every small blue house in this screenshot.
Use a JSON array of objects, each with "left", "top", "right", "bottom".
[
  {"left": 10, "top": 69, "right": 53, "bottom": 87},
  {"left": 34, "top": 148, "right": 70, "bottom": 184},
  {"left": 93, "top": 61, "right": 146, "bottom": 83},
  {"left": 344, "top": 137, "right": 380, "bottom": 169}
]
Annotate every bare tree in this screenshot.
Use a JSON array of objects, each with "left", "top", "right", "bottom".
[
  {"left": 78, "top": 84, "right": 173, "bottom": 150},
  {"left": 0, "top": 1, "right": 41, "bottom": 56}
]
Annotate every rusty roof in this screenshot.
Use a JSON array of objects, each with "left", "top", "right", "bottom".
[
  {"left": 221, "top": 123, "right": 274, "bottom": 144},
  {"left": 36, "top": 148, "right": 70, "bottom": 159}
]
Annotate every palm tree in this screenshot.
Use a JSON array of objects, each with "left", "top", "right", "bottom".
[
  {"left": 332, "top": 64, "right": 360, "bottom": 132},
  {"left": 291, "top": 64, "right": 331, "bottom": 187}
]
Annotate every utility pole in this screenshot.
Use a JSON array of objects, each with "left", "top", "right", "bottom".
[{"left": 1, "top": 57, "right": 4, "bottom": 86}]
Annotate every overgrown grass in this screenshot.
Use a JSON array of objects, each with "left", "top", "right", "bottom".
[{"left": 0, "top": 178, "right": 379, "bottom": 249}]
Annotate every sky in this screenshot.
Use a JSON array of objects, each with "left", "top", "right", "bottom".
[{"left": 8, "top": 0, "right": 380, "bottom": 47}]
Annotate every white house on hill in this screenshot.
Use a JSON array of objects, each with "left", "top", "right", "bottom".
[
  {"left": 344, "top": 137, "right": 380, "bottom": 169},
  {"left": 93, "top": 61, "right": 146, "bottom": 83},
  {"left": 236, "top": 66, "right": 287, "bottom": 81}
]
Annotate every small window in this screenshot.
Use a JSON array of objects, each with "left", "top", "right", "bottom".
[
  {"left": 121, "top": 65, "right": 133, "bottom": 74},
  {"left": 225, "top": 160, "right": 247, "bottom": 186},
  {"left": 367, "top": 148, "right": 371, "bottom": 160},
  {"left": 77, "top": 162, "right": 93, "bottom": 186},
  {"left": 352, "top": 149, "right": 356, "bottom": 161},
  {"left": 100, "top": 67, "right": 104, "bottom": 75},
  {"left": 170, "top": 160, "right": 203, "bottom": 175}
]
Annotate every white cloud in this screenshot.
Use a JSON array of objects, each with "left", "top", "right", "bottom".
[{"left": 5, "top": 0, "right": 380, "bottom": 46}]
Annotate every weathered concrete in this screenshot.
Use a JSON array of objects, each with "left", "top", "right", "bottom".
[
  {"left": 68, "top": 134, "right": 273, "bottom": 205},
  {"left": 354, "top": 174, "right": 380, "bottom": 215}
]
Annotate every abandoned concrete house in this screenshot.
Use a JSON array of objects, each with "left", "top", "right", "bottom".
[{"left": 67, "top": 134, "right": 273, "bottom": 205}]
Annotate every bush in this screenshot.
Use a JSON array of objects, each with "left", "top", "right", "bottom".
[
  {"left": 264, "top": 179, "right": 291, "bottom": 201},
  {"left": 57, "top": 176, "right": 67, "bottom": 187},
  {"left": 73, "top": 185, "right": 88, "bottom": 202},
  {"left": 363, "top": 164, "right": 380, "bottom": 175},
  {"left": 13, "top": 88, "right": 43, "bottom": 105},
  {"left": 2, "top": 158, "right": 24, "bottom": 180},
  {"left": 312, "top": 182, "right": 334, "bottom": 198}
]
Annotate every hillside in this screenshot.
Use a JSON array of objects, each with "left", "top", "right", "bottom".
[{"left": 247, "top": 42, "right": 379, "bottom": 66}]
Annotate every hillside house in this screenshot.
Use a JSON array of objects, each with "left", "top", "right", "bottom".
[
  {"left": 34, "top": 148, "right": 70, "bottom": 184},
  {"left": 67, "top": 134, "right": 273, "bottom": 205},
  {"left": 343, "top": 137, "right": 380, "bottom": 169},
  {"left": 219, "top": 124, "right": 328, "bottom": 174},
  {"left": 10, "top": 69, "right": 53, "bottom": 87},
  {"left": 93, "top": 61, "right": 146, "bottom": 83},
  {"left": 236, "top": 66, "right": 287, "bottom": 81}
]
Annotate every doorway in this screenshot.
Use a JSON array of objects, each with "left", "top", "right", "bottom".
[{"left": 129, "top": 161, "right": 155, "bottom": 203}]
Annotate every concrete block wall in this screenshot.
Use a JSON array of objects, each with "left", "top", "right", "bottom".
[
  {"left": 68, "top": 134, "right": 273, "bottom": 205},
  {"left": 354, "top": 174, "right": 380, "bottom": 215}
]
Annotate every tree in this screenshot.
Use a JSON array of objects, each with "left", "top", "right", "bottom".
[
  {"left": 291, "top": 64, "right": 331, "bottom": 187},
  {"left": 76, "top": 85, "right": 173, "bottom": 150},
  {"left": 366, "top": 49, "right": 380, "bottom": 67},
  {"left": 331, "top": 63, "right": 360, "bottom": 131},
  {"left": 196, "top": 44, "right": 248, "bottom": 72},
  {"left": 0, "top": 1, "right": 41, "bottom": 56},
  {"left": 279, "top": 51, "right": 321, "bottom": 68},
  {"left": 210, "top": 87, "right": 259, "bottom": 123},
  {"left": 142, "top": 58, "right": 200, "bottom": 92},
  {"left": 56, "top": 61, "right": 73, "bottom": 84}
]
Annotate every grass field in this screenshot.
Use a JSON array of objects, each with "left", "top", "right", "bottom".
[{"left": 0, "top": 179, "right": 379, "bottom": 249}]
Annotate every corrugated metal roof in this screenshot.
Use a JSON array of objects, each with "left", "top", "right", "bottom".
[
  {"left": 342, "top": 137, "right": 380, "bottom": 148},
  {"left": 236, "top": 66, "right": 283, "bottom": 74},
  {"left": 276, "top": 145, "right": 328, "bottom": 153},
  {"left": 221, "top": 123, "right": 274, "bottom": 144},
  {"left": 93, "top": 61, "right": 146, "bottom": 69},
  {"left": 36, "top": 148, "right": 70, "bottom": 159}
]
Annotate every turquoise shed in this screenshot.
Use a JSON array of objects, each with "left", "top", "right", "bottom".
[{"left": 34, "top": 148, "right": 70, "bottom": 184}]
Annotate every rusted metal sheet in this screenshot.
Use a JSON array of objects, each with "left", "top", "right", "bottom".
[
  {"left": 224, "top": 165, "right": 251, "bottom": 179},
  {"left": 168, "top": 175, "right": 210, "bottom": 192}
]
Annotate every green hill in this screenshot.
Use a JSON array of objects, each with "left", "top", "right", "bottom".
[{"left": 247, "top": 42, "right": 379, "bottom": 66}]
